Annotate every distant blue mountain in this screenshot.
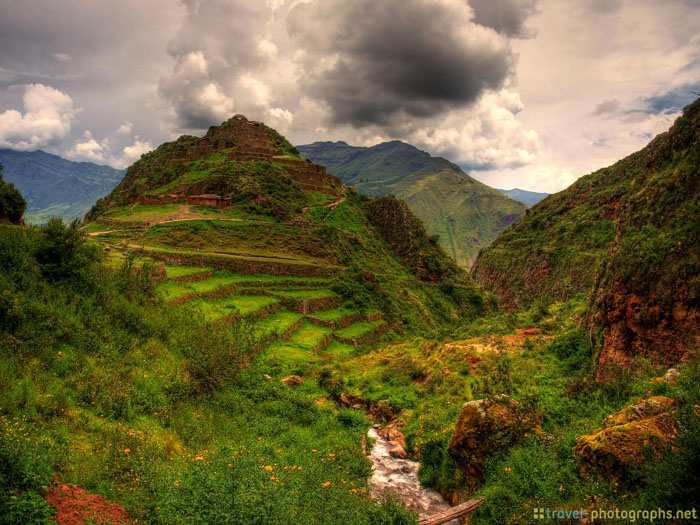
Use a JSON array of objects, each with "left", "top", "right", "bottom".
[
  {"left": 0, "top": 149, "right": 124, "bottom": 224},
  {"left": 498, "top": 188, "right": 549, "bottom": 207}
]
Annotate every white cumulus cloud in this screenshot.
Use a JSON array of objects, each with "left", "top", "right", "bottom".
[{"left": 0, "top": 84, "right": 77, "bottom": 151}]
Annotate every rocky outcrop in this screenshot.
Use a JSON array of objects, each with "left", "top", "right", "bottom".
[
  {"left": 365, "top": 195, "right": 460, "bottom": 283},
  {"left": 590, "top": 98, "right": 700, "bottom": 374},
  {"left": 573, "top": 397, "right": 677, "bottom": 480},
  {"left": 447, "top": 396, "right": 541, "bottom": 487},
  {"left": 281, "top": 375, "right": 305, "bottom": 387}
]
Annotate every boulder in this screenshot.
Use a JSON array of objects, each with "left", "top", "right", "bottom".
[
  {"left": 663, "top": 368, "right": 680, "bottom": 385},
  {"left": 389, "top": 445, "right": 409, "bottom": 458},
  {"left": 573, "top": 397, "right": 677, "bottom": 480},
  {"left": 281, "top": 375, "right": 304, "bottom": 387},
  {"left": 447, "top": 396, "right": 540, "bottom": 485},
  {"left": 378, "top": 420, "right": 407, "bottom": 449}
]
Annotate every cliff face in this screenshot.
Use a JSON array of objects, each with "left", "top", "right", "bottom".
[
  {"left": 364, "top": 195, "right": 462, "bottom": 283},
  {"left": 472, "top": 98, "right": 700, "bottom": 370},
  {"left": 590, "top": 99, "right": 700, "bottom": 373}
]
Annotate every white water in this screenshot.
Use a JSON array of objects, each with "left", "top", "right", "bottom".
[{"left": 367, "top": 428, "right": 456, "bottom": 520}]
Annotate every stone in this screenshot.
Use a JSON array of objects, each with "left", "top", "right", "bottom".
[
  {"left": 573, "top": 397, "right": 677, "bottom": 480},
  {"left": 281, "top": 375, "right": 304, "bottom": 387},
  {"left": 389, "top": 445, "right": 408, "bottom": 459},
  {"left": 447, "top": 396, "right": 540, "bottom": 486},
  {"left": 663, "top": 368, "right": 680, "bottom": 385}
]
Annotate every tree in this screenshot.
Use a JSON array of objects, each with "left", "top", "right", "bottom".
[{"left": 0, "top": 163, "right": 26, "bottom": 224}]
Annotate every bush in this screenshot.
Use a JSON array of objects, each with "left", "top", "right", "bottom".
[{"left": 0, "top": 164, "right": 26, "bottom": 225}]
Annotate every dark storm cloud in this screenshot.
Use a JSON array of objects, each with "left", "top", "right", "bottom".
[
  {"left": 469, "top": 0, "right": 540, "bottom": 38},
  {"left": 287, "top": 0, "right": 517, "bottom": 128}
]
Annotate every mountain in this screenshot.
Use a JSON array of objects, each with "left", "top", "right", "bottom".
[
  {"left": 498, "top": 188, "right": 549, "bottom": 207},
  {"left": 0, "top": 149, "right": 124, "bottom": 224},
  {"left": 89, "top": 115, "right": 491, "bottom": 334},
  {"left": 297, "top": 140, "right": 526, "bottom": 267},
  {"left": 472, "top": 97, "right": 700, "bottom": 371}
]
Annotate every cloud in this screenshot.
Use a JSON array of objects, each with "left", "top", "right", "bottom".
[
  {"left": 592, "top": 99, "right": 620, "bottom": 116},
  {"left": 638, "top": 83, "right": 700, "bottom": 114},
  {"left": 585, "top": 0, "right": 623, "bottom": 14},
  {"left": 116, "top": 121, "right": 133, "bottom": 135},
  {"left": 158, "top": 1, "right": 273, "bottom": 131},
  {"left": 120, "top": 139, "right": 153, "bottom": 167},
  {"left": 0, "top": 83, "right": 77, "bottom": 151},
  {"left": 410, "top": 90, "right": 540, "bottom": 170},
  {"left": 65, "top": 131, "right": 153, "bottom": 168},
  {"left": 65, "top": 131, "right": 109, "bottom": 163},
  {"left": 52, "top": 53, "right": 73, "bottom": 62},
  {"left": 287, "top": 0, "right": 516, "bottom": 127},
  {"left": 469, "top": 0, "right": 540, "bottom": 38},
  {"left": 159, "top": 51, "right": 235, "bottom": 130}
]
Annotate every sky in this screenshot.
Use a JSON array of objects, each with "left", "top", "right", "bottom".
[{"left": 0, "top": 0, "right": 698, "bottom": 193}]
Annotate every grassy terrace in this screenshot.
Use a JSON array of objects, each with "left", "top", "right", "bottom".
[
  {"left": 272, "top": 288, "right": 338, "bottom": 299},
  {"left": 194, "top": 295, "right": 279, "bottom": 319},
  {"left": 336, "top": 320, "right": 387, "bottom": 339},
  {"left": 289, "top": 322, "right": 333, "bottom": 349},
  {"left": 312, "top": 306, "right": 358, "bottom": 321},
  {"left": 255, "top": 310, "right": 304, "bottom": 337},
  {"left": 157, "top": 282, "right": 196, "bottom": 300},
  {"left": 164, "top": 265, "right": 213, "bottom": 279}
]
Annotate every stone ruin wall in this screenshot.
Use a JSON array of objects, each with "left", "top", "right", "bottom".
[{"left": 144, "top": 115, "right": 343, "bottom": 201}]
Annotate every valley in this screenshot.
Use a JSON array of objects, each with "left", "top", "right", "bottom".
[{"left": 1, "top": 104, "right": 699, "bottom": 524}]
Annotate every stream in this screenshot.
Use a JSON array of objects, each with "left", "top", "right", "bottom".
[{"left": 367, "top": 428, "right": 456, "bottom": 522}]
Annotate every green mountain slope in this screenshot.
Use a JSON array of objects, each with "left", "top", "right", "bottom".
[
  {"left": 297, "top": 140, "right": 526, "bottom": 267},
  {"left": 472, "top": 98, "right": 700, "bottom": 370},
  {"left": 89, "top": 115, "right": 491, "bottom": 335},
  {"left": 498, "top": 188, "right": 549, "bottom": 207},
  {"left": 0, "top": 149, "right": 124, "bottom": 223}
]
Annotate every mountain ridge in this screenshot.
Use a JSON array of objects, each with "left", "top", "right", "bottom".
[
  {"left": 0, "top": 149, "right": 124, "bottom": 224},
  {"left": 297, "top": 139, "right": 526, "bottom": 267}
]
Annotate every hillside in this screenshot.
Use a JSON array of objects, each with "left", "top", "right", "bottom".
[
  {"left": 297, "top": 140, "right": 526, "bottom": 267},
  {"left": 3, "top": 113, "right": 699, "bottom": 525},
  {"left": 88, "top": 115, "right": 489, "bottom": 336},
  {"left": 473, "top": 98, "right": 700, "bottom": 369},
  {"left": 0, "top": 149, "right": 124, "bottom": 223},
  {"left": 498, "top": 188, "right": 549, "bottom": 207}
]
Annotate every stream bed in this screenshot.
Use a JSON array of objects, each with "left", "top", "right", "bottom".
[{"left": 367, "top": 427, "right": 456, "bottom": 521}]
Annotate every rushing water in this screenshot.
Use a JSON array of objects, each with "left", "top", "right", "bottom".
[{"left": 367, "top": 428, "right": 455, "bottom": 520}]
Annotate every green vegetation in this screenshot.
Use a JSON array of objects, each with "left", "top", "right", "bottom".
[
  {"left": 472, "top": 99, "right": 700, "bottom": 314},
  {"left": 298, "top": 140, "right": 526, "bottom": 266},
  {"left": 336, "top": 321, "right": 386, "bottom": 339},
  {"left": 0, "top": 163, "right": 26, "bottom": 225},
  {"left": 7, "top": 110, "right": 697, "bottom": 524},
  {"left": 0, "top": 220, "right": 416, "bottom": 523}
]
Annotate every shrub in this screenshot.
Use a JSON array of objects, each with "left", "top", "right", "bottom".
[{"left": 0, "top": 164, "right": 26, "bottom": 225}]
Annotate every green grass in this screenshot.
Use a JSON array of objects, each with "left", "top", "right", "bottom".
[
  {"left": 255, "top": 310, "right": 304, "bottom": 338},
  {"left": 322, "top": 341, "right": 357, "bottom": 357},
  {"left": 336, "top": 320, "right": 386, "bottom": 339},
  {"left": 157, "top": 281, "right": 197, "bottom": 300},
  {"left": 311, "top": 306, "right": 360, "bottom": 322},
  {"left": 164, "top": 265, "right": 213, "bottom": 279},
  {"left": 188, "top": 275, "right": 241, "bottom": 294},
  {"left": 289, "top": 322, "right": 332, "bottom": 349},
  {"left": 196, "top": 295, "right": 279, "bottom": 319},
  {"left": 273, "top": 289, "right": 338, "bottom": 300},
  {"left": 105, "top": 204, "right": 180, "bottom": 222}
]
